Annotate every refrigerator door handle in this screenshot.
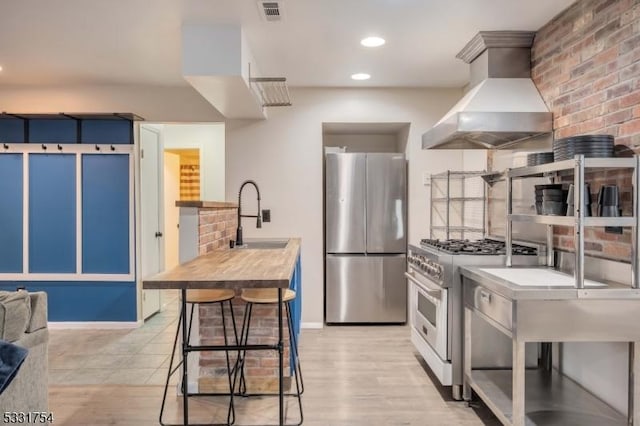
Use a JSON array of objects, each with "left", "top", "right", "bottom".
[{"left": 364, "top": 154, "right": 368, "bottom": 252}]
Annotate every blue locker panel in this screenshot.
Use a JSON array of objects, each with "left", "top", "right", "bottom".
[
  {"left": 29, "top": 154, "right": 76, "bottom": 273},
  {"left": 82, "top": 154, "right": 130, "bottom": 274},
  {"left": 0, "top": 119, "right": 25, "bottom": 143},
  {"left": 0, "top": 281, "right": 137, "bottom": 321},
  {"left": 81, "top": 120, "right": 132, "bottom": 144},
  {"left": 0, "top": 154, "right": 23, "bottom": 272},
  {"left": 29, "top": 119, "right": 77, "bottom": 143}
]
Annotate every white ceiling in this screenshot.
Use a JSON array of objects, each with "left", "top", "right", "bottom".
[{"left": 0, "top": 0, "right": 574, "bottom": 88}]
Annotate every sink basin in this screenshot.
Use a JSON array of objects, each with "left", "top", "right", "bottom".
[{"left": 235, "top": 239, "right": 289, "bottom": 249}]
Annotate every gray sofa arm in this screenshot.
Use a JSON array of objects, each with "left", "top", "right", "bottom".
[
  {"left": 0, "top": 290, "right": 49, "bottom": 415},
  {"left": 27, "top": 292, "right": 48, "bottom": 334}
]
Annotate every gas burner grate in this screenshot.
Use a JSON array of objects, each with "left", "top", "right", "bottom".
[{"left": 420, "top": 238, "right": 537, "bottom": 256}]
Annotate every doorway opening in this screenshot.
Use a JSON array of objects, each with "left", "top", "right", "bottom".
[{"left": 139, "top": 123, "right": 225, "bottom": 320}]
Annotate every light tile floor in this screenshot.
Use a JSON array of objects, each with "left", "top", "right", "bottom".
[
  {"left": 49, "top": 290, "right": 181, "bottom": 386},
  {"left": 49, "top": 291, "right": 499, "bottom": 425}
]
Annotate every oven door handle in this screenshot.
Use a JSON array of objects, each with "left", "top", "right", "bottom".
[{"left": 404, "top": 272, "right": 442, "bottom": 299}]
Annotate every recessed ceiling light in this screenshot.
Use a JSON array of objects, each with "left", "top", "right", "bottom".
[
  {"left": 0, "top": 66, "right": 3, "bottom": 72},
  {"left": 351, "top": 73, "right": 371, "bottom": 81},
  {"left": 361, "top": 36, "right": 385, "bottom": 47}
]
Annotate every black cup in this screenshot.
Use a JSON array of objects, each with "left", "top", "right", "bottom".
[
  {"left": 598, "top": 185, "right": 620, "bottom": 207},
  {"left": 566, "top": 184, "right": 592, "bottom": 216},
  {"left": 598, "top": 205, "right": 621, "bottom": 217}
]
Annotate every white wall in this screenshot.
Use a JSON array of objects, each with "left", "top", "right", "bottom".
[
  {"left": 162, "top": 124, "right": 226, "bottom": 201},
  {"left": 0, "top": 84, "right": 225, "bottom": 122},
  {"left": 226, "top": 87, "right": 489, "bottom": 324},
  {"left": 323, "top": 133, "right": 400, "bottom": 153}
]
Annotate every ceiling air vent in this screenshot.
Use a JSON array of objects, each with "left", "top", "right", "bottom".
[{"left": 258, "top": 1, "right": 284, "bottom": 22}]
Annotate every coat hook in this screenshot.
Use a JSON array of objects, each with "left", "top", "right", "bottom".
[
  {"left": 42, "top": 144, "right": 47, "bottom": 150},
  {"left": 95, "top": 144, "right": 100, "bottom": 151},
  {"left": 3, "top": 143, "right": 8, "bottom": 150},
  {"left": 110, "top": 145, "right": 115, "bottom": 151},
  {"left": 57, "top": 144, "right": 63, "bottom": 151}
]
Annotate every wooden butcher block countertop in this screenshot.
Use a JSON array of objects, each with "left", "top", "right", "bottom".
[
  {"left": 143, "top": 238, "right": 300, "bottom": 290},
  {"left": 175, "top": 200, "right": 238, "bottom": 209}
]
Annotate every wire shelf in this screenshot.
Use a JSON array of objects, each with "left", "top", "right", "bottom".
[
  {"left": 430, "top": 170, "right": 487, "bottom": 239},
  {"left": 250, "top": 77, "right": 292, "bottom": 107}
]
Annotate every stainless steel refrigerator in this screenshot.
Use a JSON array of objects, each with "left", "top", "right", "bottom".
[{"left": 325, "top": 153, "right": 407, "bottom": 323}]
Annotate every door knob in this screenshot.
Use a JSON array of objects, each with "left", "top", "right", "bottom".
[{"left": 155, "top": 231, "right": 163, "bottom": 238}]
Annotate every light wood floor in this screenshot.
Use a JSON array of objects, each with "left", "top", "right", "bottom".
[{"left": 49, "top": 324, "right": 498, "bottom": 425}]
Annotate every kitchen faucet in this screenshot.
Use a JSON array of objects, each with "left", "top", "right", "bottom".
[{"left": 236, "top": 180, "right": 262, "bottom": 246}]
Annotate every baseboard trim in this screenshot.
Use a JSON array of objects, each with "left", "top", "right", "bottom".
[
  {"left": 48, "top": 320, "right": 142, "bottom": 330},
  {"left": 301, "top": 322, "right": 323, "bottom": 329}
]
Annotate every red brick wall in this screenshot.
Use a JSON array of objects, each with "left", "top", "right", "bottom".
[
  {"left": 532, "top": 0, "right": 640, "bottom": 261},
  {"left": 198, "top": 208, "right": 237, "bottom": 255},
  {"left": 199, "top": 301, "right": 292, "bottom": 392},
  {"left": 533, "top": 0, "right": 640, "bottom": 144}
]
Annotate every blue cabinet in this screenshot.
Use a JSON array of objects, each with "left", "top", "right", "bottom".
[
  {"left": 81, "top": 119, "right": 132, "bottom": 144},
  {"left": 289, "top": 255, "right": 302, "bottom": 340},
  {"left": 29, "top": 118, "right": 77, "bottom": 144},
  {"left": 29, "top": 154, "right": 76, "bottom": 273},
  {"left": 289, "top": 255, "right": 302, "bottom": 373},
  {"left": 82, "top": 154, "right": 130, "bottom": 274},
  {"left": 0, "top": 154, "right": 24, "bottom": 272},
  {"left": 0, "top": 113, "right": 138, "bottom": 322},
  {"left": 0, "top": 117, "right": 25, "bottom": 143},
  {"left": 1, "top": 113, "right": 138, "bottom": 145}
]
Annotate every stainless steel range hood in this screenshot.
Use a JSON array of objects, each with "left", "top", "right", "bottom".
[{"left": 422, "top": 31, "right": 552, "bottom": 150}]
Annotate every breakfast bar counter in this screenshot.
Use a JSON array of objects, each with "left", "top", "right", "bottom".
[
  {"left": 143, "top": 238, "right": 301, "bottom": 426},
  {"left": 143, "top": 238, "right": 300, "bottom": 290}
]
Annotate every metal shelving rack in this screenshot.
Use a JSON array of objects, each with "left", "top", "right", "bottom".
[
  {"left": 430, "top": 170, "right": 486, "bottom": 240},
  {"left": 497, "top": 155, "right": 640, "bottom": 289},
  {"left": 464, "top": 155, "right": 640, "bottom": 426}
]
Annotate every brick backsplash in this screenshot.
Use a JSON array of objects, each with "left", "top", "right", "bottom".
[
  {"left": 530, "top": 0, "right": 640, "bottom": 262},
  {"left": 195, "top": 207, "right": 293, "bottom": 392},
  {"left": 198, "top": 208, "right": 237, "bottom": 255}
]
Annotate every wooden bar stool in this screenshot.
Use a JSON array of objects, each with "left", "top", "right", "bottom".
[
  {"left": 235, "top": 288, "right": 304, "bottom": 425},
  {"left": 160, "top": 289, "right": 238, "bottom": 426}
]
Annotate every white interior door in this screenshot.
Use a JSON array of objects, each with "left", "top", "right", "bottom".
[
  {"left": 141, "top": 126, "right": 163, "bottom": 319},
  {"left": 163, "top": 154, "right": 180, "bottom": 273}
]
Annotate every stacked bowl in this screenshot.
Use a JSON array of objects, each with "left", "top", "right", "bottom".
[
  {"left": 527, "top": 152, "right": 554, "bottom": 167},
  {"left": 553, "top": 135, "right": 615, "bottom": 161},
  {"left": 535, "top": 184, "right": 567, "bottom": 215}
]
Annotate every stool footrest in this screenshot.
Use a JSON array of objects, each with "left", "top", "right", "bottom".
[
  {"left": 185, "top": 344, "right": 278, "bottom": 352},
  {"left": 160, "top": 423, "right": 231, "bottom": 426}
]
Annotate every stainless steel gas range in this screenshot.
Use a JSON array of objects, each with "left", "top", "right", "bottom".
[{"left": 406, "top": 238, "right": 542, "bottom": 399}]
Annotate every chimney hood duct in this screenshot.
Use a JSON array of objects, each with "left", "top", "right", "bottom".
[{"left": 422, "top": 31, "right": 552, "bottom": 150}]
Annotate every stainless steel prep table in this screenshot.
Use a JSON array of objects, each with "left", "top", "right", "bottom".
[
  {"left": 143, "top": 238, "right": 301, "bottom": 426},
  {"left": 461, "top": 266, "right": 640, "bottom": 426}
]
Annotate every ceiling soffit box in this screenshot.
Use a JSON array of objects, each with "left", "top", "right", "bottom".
[
  {"left": 422, "top": 31, "right": 553, "bottom": 150},
  {"left": 182, "top": 23, "right": 267, "bottom": 120}
]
